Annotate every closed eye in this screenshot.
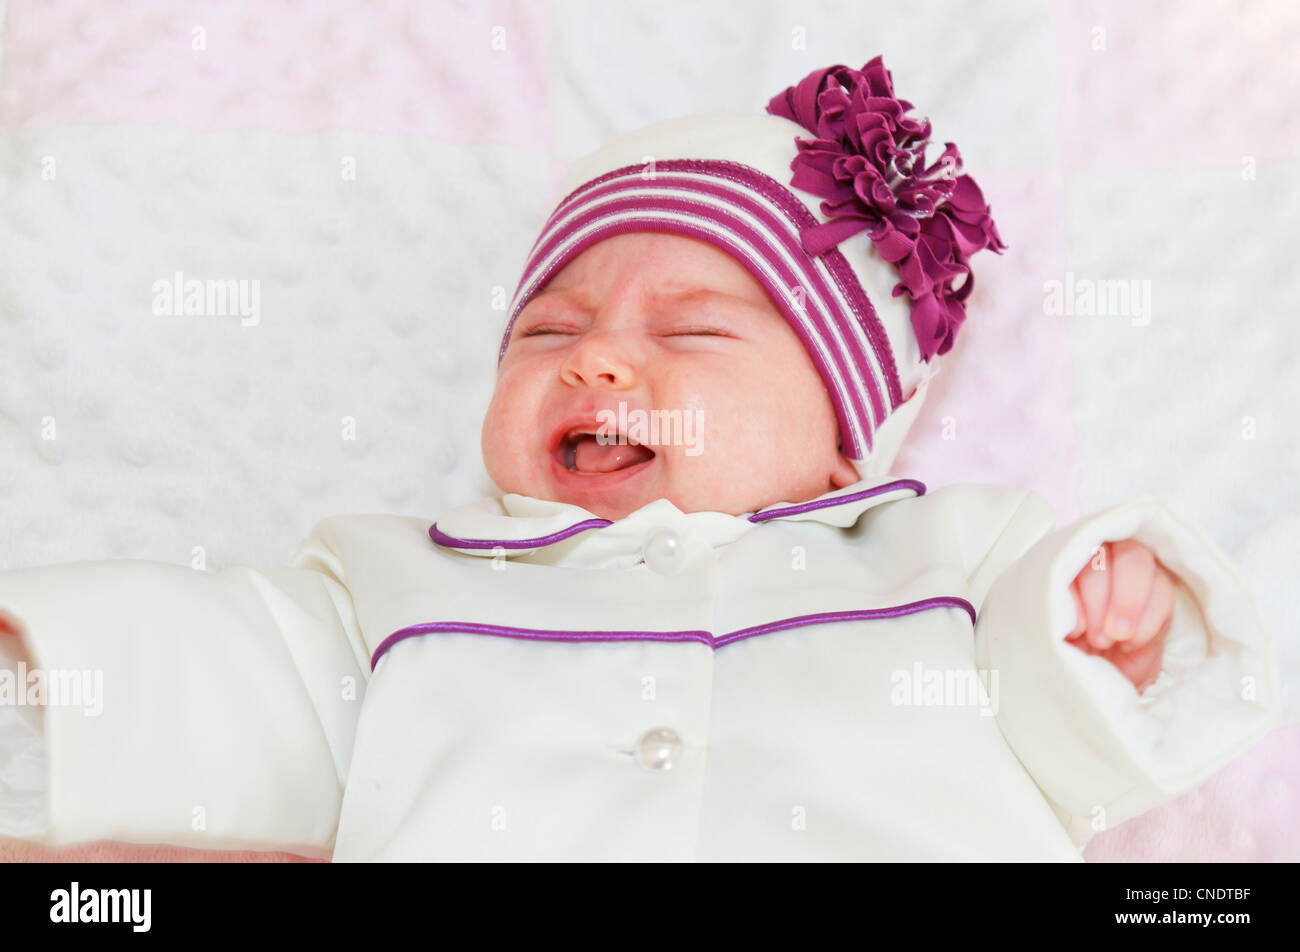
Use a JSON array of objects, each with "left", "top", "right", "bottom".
[
  {"left": 520, "top": 324, "right": 577, "bottom": 337},
  {"left": 662, "top": 326, "right": 733, "bottom": 337}
]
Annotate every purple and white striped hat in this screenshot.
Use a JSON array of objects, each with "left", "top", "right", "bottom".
[{"left": 499, "top": 58, "right": 1005, "bottom": 475}]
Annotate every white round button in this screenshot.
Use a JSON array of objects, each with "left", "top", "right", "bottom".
[
  {"left": 642, "top": 528, "right": 685, "bottom": 575},
  {"left": 635, "top": 728, "right": 682, "bottom": 771}
]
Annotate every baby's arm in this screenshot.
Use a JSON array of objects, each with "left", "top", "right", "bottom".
[
  {"left": 0, "top": 522, "right": 367, "bottom": 857},
  {"left": 966, "top": 490, "right": 1280, "bottom": 842}
]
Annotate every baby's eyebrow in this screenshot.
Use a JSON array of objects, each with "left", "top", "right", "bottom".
[
  {"left": 529, "top": 287, "right": 593, "bottom": 311},
  {"left": 650, "top": 287, "right": 764, "bottom": 312}
]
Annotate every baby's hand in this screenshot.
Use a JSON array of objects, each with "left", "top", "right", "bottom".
[{"left": 1065, "top": 540, "right": 1176, "bottom": 693}]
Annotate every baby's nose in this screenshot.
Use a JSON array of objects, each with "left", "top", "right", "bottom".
[{"left": 559, "top": 336, "right": 639, "bottom": 390}]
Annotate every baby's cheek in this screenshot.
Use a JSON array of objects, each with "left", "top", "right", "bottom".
[
  {"left": 652, "top": 373, "right": 727, "bottom": 453},
  {"left": 480, "top": 381, "right": 535, "bottom": 483}
]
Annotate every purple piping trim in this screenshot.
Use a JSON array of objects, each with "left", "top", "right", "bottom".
[
  {"left": 748, "top": 478, "right": 926, "bottom": 523},
  {"left": 369, "top": 597, "right": 976, "bottom": 670},
  {"left": 428, "top": 479, "right": 924, "bottom": 553},
  {"left": 713, "top": 599, "right": 975, "bottom": 647},
  {"left": 504, "top": 159, "right": 902, "bottom": 409},
  {"left": 429, "top": 518, "right": 612, "bottom": 550}
]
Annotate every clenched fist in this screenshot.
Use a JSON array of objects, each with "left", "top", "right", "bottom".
[{"left": 1066, "top": 539, "right": 1177, "bottom": 693}]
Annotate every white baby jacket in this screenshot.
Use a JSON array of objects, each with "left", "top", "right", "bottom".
[{"left": 0, "top": 475, "right": 1281, "bottom": 861}]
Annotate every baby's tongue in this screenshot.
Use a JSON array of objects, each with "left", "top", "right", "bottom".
[{"left": 573, "top": 435, "right": 654, "bottom": 473}]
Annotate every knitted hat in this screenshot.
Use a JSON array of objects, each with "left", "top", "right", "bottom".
[{"left": 498, "top": 57, "right": 1005, "bottom": 477}]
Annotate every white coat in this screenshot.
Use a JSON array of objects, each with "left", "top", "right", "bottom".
[{"left": 0, "top": 474, "right": 1281, "bottom": 860}]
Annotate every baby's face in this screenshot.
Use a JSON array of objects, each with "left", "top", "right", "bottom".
[{"left": 482, "top": 232, "right": 860, "bottom": 521}]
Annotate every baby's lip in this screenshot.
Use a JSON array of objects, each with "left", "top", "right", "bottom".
[
  {"left": 547, "top": 412, "right": 652, "bottom": 454},
  {"left": 548, "top": 413, "right": 657, "bottom": 474}
]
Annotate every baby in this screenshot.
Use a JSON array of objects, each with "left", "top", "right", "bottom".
[
  {"left": 487, "top": 228, "right": 1175, "bottom": 689},
  {"left": 0, "top": 58, "right": 1280, "bottom": 861}
]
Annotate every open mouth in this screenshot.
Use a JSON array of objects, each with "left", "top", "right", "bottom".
[{"left": 555, "top": 425, "right": 656, "bottom": 475}]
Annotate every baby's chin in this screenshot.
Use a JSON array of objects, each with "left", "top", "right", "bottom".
[{"left": 542, "top": 467, "right": 670, "bottom": 521}]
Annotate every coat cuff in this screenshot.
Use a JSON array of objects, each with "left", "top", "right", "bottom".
[
  {"left": 974, "top": 493, "right": 1281, "bottom": 831},
  {"left": 0, "top": 540, "right": 367, "bottom": 855}
]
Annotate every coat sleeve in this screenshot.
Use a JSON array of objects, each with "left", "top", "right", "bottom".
[
  {"left": 0, "top": 520, "right": 368, "bottom": 857},
  {"left": 968, "top": 490, "right": 1282, "bottom": 843}
]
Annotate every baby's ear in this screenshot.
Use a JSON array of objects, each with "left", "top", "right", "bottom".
[{"left": 830, "top": 452, "right": 860, "bottom": 489}]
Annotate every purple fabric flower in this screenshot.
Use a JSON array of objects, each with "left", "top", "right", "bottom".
[{"left": 767, "top": 57, "right": 1007, "bottom": 361}]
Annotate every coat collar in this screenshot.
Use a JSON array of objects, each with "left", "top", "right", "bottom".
[{"left": 428, "top": 476, "right": 925, "bottom": 569}]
